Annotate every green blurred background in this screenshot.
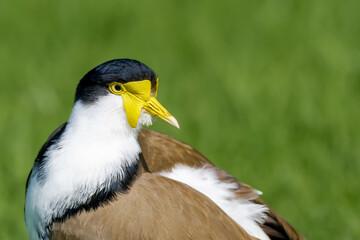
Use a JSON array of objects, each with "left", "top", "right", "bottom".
[{"left": 1, "top": 0, "right": 359, "bottom": 239}]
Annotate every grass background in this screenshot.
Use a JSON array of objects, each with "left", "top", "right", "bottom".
[{"left": 1, "top": 0, "right": 359, "bottom": 239}]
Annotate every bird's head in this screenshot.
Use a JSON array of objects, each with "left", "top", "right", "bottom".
[{"left": 74, "top": 59, "right": 179, "bottom": 129}]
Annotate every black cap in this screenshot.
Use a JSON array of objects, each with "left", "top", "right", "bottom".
[{"left": 75, "top": 59, "right": 157, "bottom": 103}]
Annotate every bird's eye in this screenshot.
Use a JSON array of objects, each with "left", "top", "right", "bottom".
[
  {"left": 114, "top": 84, "right": 121, "bottom": 91},
  {"left": 109, "top": 82, "right": 123, "bottom": 95}
]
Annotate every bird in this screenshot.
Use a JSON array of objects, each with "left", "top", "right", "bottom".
[{"left": 25, "top": 59, "right": 304, "bottom": 240}]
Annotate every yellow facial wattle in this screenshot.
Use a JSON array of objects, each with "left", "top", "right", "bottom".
[{"left": 108, "top": 80, "right": 179, "bottom": 129}]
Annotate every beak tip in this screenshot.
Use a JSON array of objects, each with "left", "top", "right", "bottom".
[{"left": 168, "top": 116, "right": 180, "bottom": 129}]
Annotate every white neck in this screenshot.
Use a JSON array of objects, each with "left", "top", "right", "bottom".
[{"left": 25, "top": 95, "right": 151, "bottom": 240}]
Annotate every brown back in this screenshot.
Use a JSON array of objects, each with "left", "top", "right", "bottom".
[
  {"left": 50, "top": 173, "right": 255, "bottom": 240},
  {"left": 138, "top": 129, "right": 305, "bottom": 240}
]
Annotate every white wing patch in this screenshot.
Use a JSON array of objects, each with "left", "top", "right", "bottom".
[{"left": 160, "top": 165, "right": 270, "bottom": 240}]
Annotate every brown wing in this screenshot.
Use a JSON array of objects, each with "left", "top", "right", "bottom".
[
  {"left": 138, "top": 129, "right": 305, "bottom": 240},
  {"left": 138, "top": 129, "right": 213, "bottom": 172},
  {"left": 50, "top": 173, "right": 256, "bottom": 240}
]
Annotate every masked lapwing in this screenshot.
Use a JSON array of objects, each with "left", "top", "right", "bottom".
[{"left": 25, "top": 59, "right": 304, "bottom": 240}]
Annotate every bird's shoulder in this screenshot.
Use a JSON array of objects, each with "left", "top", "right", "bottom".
[
  {"left": 50, "top": 172, "right": 255, "bottom": 240},
  {"left": 138, "top": 129, "right": 212, "bottom": 170}
]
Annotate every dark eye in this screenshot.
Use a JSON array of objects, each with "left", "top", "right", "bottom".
[
  {"left": 109, "top": 82, "right": 123, "bottom": 94},
  {"left": 114, "top": 84, "right": 121, "bottom": 91}
]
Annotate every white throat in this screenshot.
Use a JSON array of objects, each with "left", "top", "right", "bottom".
[{"left": 25, "top": 95, "right": 152, "bottom": 240}]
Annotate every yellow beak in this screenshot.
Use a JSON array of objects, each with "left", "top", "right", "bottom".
[
  {"left": 118, "top": 80, "right": 179, "bottom": 129},
  {"left": 143, "top": 96, "right": 180, "bottom": 128}
]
